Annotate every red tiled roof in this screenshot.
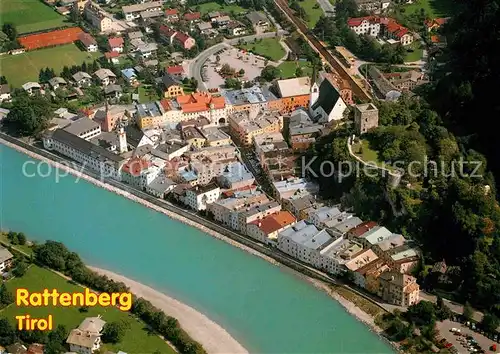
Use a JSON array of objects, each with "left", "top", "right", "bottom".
[
  {"left": 174, "top": 31, "right": 192, "bottom": 45},
  {"left": 176, "top": 92, "right": 225, "bottom": 113},
  {"left": 165, "top": 8, "right": 178, "bottom": 16},
  {"left": 19, "top": 27, "right": 83, "bottom": 50},
  {"left": 348, "top": 221, "right": 378, "bottom": 237},
  {"left": 250, "top": 211, "right": 296, "bottom": 234},
  {"left": 105, "top": 51, "right": 120, "bottom": 59},
  {"left": 385, "top": 19, "right": 409, "bottom": 38},
  {"left": 122, "top": 157, "right": 151, "bottom": 176},
  {"left": 108, "top": 36, "right": 124, "bottom": 48},
  {"left": 167, "top": 65, "right": 184, "bottom": 75},
  {"left": 78, "top": 32, "right": 96, "bottom": 46},
  {"left": 347, "top": 16, "right": 378, "bottom": 27},
  {"left": 159, "top": 25, "right": 177, "bottom": 37},
  {"left": 184, "top": 12, "right": 201, "bottom": 21},
  {"left": 431, "top": 35, "right": 440, "bottom": 43},
  {"left": 435, "top": 17, "right": 448, "bottom": 25}
]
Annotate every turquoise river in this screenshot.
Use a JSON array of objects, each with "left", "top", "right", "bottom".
[{"left": 0, "top": 144, "right": 393, "bottom": 353}]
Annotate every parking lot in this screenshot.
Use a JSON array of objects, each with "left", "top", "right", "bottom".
[
  {"left": 202, "top": 46, "right": 269, "bottom": 89},
  {"left": 437, "top": 320, "right": 499, "bottom": 354}
]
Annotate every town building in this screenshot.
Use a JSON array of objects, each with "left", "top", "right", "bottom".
[
  {"left": 272, "top": 178, "right": 319, "bottom": 201},
  {"left": 282, "top": 192, "right": 317, "bottom": 219},
  {"left": 184, "top": 183, "right": 221, "bottom": 210},
  {"left": 122, "top": 1, "right": 162, "bottom": 21},
  {"left": 226, "top": 21, "right": 246, "bottom": 36},
  {"left": 274, "top": 77, "right": 312, "bottom": 113},
  {"left": 318, "top": 238, "right": 365, "bottom": 275},
  {"left": 135, "top": 101, "right": 165, "bottom": 129},
  {"left": 146, "top": 175, "right": 176, "bottom": 198},
  {"left": 354, "top": 103, "right": 379, "bottom": 134},
  {"left": 104, "top": 84, "right": 123, "bottom": 99},
  {"left": 246, "top": 11, "right": 269, "bottom": 31},
  {"left": 238, "top": 200, "right": 282, "bottom": 234},
  {"left": 309, "top": 74, "right": 347, "bottom": 123},
  {"left": 217, "top": 161, "right": 255, "bottom": 189},
  {"left": 121, "top": 157, "right": 158, "bottom": 188},
  {"left": 223, "top": 85, "right": 279, "bottom": 113},
  {"left": 166, "top": 65, "right": 185, "bottom": 79},
  {"left": 288, "top": 108, "right": 323, "bottom": 152},
  {"left": 383, "top": 18, "right": 414, "bottom": 46},
  {"left": 43, "top": 128, "right": 126, "bottom": 180},
  {"left": 247, "top": 210, "right": 296, "bottom": 245},
  {"left": 378, "top": 271, "right": 420, "bottom": 306},
  {"left": 136, "top": 42, "right": 157, "bottom": 59},
  {"left": 72, "top": 71, "right": 93, "bottom": 87},
  {"left": 424, "top": 17, "right": 449, "bottom": 32},
  {"left": 63, "top": 117, "right": 101, "bottom": 140},
  {"left": 83, "top": 2, "right": 113, "bottom": 32},
  {"left": 208, "top": 190, "right": 268, "bottom": 230},
  {"left": 184, "top": 12, "right": 201, "bottom": 22},
  {"left": 159, "top": 92, "right": 228, "bottom": 126},
  {"left": 368, "top": 65, "right": 401, "bottom": 101},
  {"left": 228, "top": 108, "right": 283, "bottom": 145},
  {"left": 0, "top": 84, "right": 11, "bottom": 103},
  {"left": 0, "top": 246, "right": 14, "bottom": 272},
  {"left": 165, "top": 8, "right": 179, "bottom": 22},
  {"left": 278, "top": 221, "right": 335, "bottom": 267},
  {"left": 66, "top": 316, "right": 106, "bottom": 354},
  {"left": 78, "top": 32, "right": 98, "bottom": 52},
  {"left": 94, "top": 68, "right": 116, "bottom": 86},
  {"left": 108, "top": 37, "right": 124, "bottom": 52},
  {"left": 22, "top": 82, "right": 42, "bottom": 95},
  {"left": 183, "top": 126, "right": 206, "bottom": 148},
  {"left": 121, "top": 68, "right": 138, "bottom": 85},
  {"left": 347, "top": 16, "right": 381, "bottom": 36},
  {"left": 383, "top": 70, "right": 428, "bottom": 91},
  {"left": 200, "top": 126, "right": 231, "bottom": 147},
  {"left": 354, "top": 0, "right": 390, "bottom": 14},
  {"left": 160, "top": 74, "right": 184, "bottom": 98}
]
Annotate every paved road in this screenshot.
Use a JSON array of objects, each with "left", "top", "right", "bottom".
[
  {"left": 419, "top": 291, "right": 484, "bottom": 323},
  {"left": 188, "top": 32, "right": 286, "bottom": 91}
]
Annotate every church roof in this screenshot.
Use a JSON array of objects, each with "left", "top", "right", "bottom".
[{"left": 311, "top": 79, "right": 341, "bottom": 116}]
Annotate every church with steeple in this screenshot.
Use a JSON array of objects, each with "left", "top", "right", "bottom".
[{"left": 308, "top": 68, "right": 348, "bottom": 123}]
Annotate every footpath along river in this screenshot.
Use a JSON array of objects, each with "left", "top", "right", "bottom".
[{"left": 0, "top": 144, "right": 393, "bottom": 353}]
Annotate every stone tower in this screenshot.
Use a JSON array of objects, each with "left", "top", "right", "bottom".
[
  {"left": 354, "top": 103, "right": 379, "bottom": 135},
  {"left": 117, "top": 120, "right": 128, "bottom": 153}
]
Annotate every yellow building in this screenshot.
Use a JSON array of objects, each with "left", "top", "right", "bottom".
[
  {"left": 229, "top": 108, "right": 283, "bottom": 146},
  {"left": 183, "top": 126, "right": 206, "bottom": 149},
  {"left": 161, "top": 74, "right": 184, "bottom": 98},
  {"left": 135, "top": 102, "right": 164, "bottom": 130}
]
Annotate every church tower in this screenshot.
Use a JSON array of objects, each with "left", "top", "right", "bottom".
[
  {"left": 117, "top": 120, "right": 128, "bottom": 153},
  {"left": 309, "top": 66, "right": 319, "bottom": 115}
]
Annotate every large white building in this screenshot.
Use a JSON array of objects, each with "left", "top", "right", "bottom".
[
  {"left": 347, "top": 16, "right": 381, "bottom": 36},
  {"left": 184, "top": 183, "right": 221, "bottom": 211},
  {"left": 42, "top": 128, "right": 126, "bottom": 180},
  {"left": 309, "top": 76, "right": 347, "bottom": 123},
  {"left": 122, "top": 1, "right": 162, "bottom": 21},
  {"left": 66, "top": 316, "right": 106, "bottom": 354},
  {"left": 278, "top": 221, "right": 335, "bottom": 268}
]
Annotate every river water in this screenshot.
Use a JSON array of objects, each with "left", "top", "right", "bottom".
[{"left": 0, "top": 144, "right": 393, "bottom": 353}]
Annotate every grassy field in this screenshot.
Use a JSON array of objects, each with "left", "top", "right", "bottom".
[
  {"left": 193, "top": 1, "right": 247, "bottom": 15},
  {"left": 352, "top": 139, "right": 393, "bottom": 170},
  {"left": 0, "top": 0, "right": 70, "bottom": 34},
  {"left": 404, "top": 41, "right": 424, "bottom": 62},
  {"left": 138, "top": 85, "right": 161, "bottom": 103},
  {"left": 2, "top": 266, "right": 175, "bottom": 353},
  {"left": 403, "top": 0, "right": 456, "bottom": 18},
  {"left": 0, "top": 233, "right": 34, "bottom": 255},
  {"left": 298, "top": 0, "right": 324, "bottom": 28},
  {"left": 239, "top": 37, "right": 286, "bottom": 61},
  {"left": 0, "top": 44, "right": 100, "bottom": 87},
  {"left": 277, "top": 60, "right": 313, "bottom": 78}
]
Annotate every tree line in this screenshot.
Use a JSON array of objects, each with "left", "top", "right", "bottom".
[{"left": 32, "top": 241, "right": 206, "bottom": 354}]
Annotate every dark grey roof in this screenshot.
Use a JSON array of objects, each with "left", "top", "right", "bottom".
[
  {"left": 161, "top": 73, "right": 179, "bottom": 89},
  {"left": 311, "top": 80, "right": 341, "bottom": 116},
  {"left": 125, "top": 125, "right": 144, "bottom": 147},
  {"left": 104, "top": 84, "right": 122, "bottom": 94},
  {"left": 49, "top": 129, "right": 125, "bottom": 164},
  {"left": 63, "top": 117, "right": 100, "bottom": 136},
  {"left": 289, "top": 108, "right": 312, "bottom": 127},
  {"left": 246, "top": 11, "right": 267, "bottom": 24},
  {"left": 73, "top": 71, "right": 92, "bottom": 81}
]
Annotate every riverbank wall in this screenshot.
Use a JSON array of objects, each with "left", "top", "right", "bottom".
[{"left": 0, "top": 133, "right": 392, "bottom": 342}]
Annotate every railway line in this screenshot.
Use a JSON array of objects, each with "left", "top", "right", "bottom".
[{"left": 273, "top": 0, "right": 372, "bottom": 102}]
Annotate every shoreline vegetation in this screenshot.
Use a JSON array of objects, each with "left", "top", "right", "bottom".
[{"left": 0, "top": 137, "right": 398, "bottom": 351}]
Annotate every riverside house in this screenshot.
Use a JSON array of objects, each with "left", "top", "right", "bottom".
[{"left": 67, "top": 316, "right": 106, "bottom": 354}]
